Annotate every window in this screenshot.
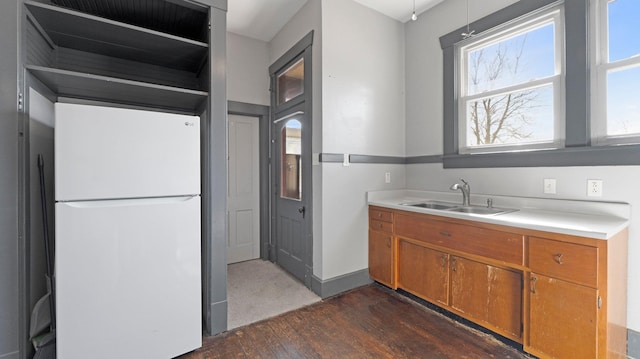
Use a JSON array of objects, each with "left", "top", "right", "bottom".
[
  {"left": 280, "top": 118, "right": 302, "bottom": 200},
  {"left": 457, "top": 7, "right": 564, "bottom": 154},
  {"left": 277, "top": 58, "right": 304, "bottom": 106},
  {"left": 440, "top": 0, "right": 640, "bottom": 167},
  {"left": 593, "top": 0, "right": 640, "bottom": 145}
]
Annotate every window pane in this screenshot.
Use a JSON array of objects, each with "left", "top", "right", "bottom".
[
  {"left": 465, "top": 85, "right": 554, "bottom": 147},
  {"left": 607, "top": 66, "right": 640, "bottom": 136},
  {"left": 280, "top": 119, "right": 302, "bottom": 200},
  {"left": 608, "top": 0, "right": 640, "bottom": 62},
  {"left": 277, "top": 59, "right": 304, "bottom": 105},
  {"left": 467, "top": 23, "right": 555, "bottom": 95}
]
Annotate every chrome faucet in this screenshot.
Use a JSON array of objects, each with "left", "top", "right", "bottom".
[{"left": 450, "top": 179, "right": 471, "bottom": 207}]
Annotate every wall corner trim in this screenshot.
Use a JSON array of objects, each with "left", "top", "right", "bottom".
[{"left": 208, "top": 300, "right": 228, "bottom": 336}]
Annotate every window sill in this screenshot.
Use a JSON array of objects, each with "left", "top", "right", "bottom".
[{"left": 442, "top": 144, "right": 640, "bottom": 168}]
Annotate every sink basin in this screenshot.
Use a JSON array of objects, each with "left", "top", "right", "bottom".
[
  {"left": 401, "top": 201, "right": 459, "bottom": 210},
  {"left": 447, "top": 206, "right": 515, "bottom": 215},
  {"left": 400, "top": 200, "right": 517, "bottom": 216}
]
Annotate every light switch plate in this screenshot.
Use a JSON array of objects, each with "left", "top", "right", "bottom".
[
  {"left": 385, "top": 172, "right": 391, "bottom": 184},
  {"left": 543, "top": 178, "right": 556, "bottom": 194}
]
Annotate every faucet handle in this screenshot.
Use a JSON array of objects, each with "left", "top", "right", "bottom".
[{"left": 460, "top": 178, "right": 469, "bottom": 185}]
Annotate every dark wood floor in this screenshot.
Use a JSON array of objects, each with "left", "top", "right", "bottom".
[{"left": 179, "top": 285, "right": 529, "bottom": 358}]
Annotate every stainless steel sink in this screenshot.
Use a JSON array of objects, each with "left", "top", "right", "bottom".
[
  {"left": 446, "top": 206, "right": 515, "bottom": 215},
  {"left": 401, "top": 201, "right": 459, "bottom": 210},
  {"left": 400, "top": 201, "right": 516, "bottom": 216}
]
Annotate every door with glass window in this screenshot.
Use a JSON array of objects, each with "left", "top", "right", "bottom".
[
  {"left": 272, "top": 110, "right": 310, "bottom": 285},
  {"left": 270, "top": 35, "right": 313, "bottom": 287}
]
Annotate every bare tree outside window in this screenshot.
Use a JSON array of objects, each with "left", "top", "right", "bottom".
[
  {"left": 460, "top": 19, "right": 558, "bottom": 151},
  {"left": 468, "top": 37, "right": 539, "bottom": 145}
]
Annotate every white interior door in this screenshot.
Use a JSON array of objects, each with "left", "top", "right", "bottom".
[{"left": 228, "top": 115, "right": 260, "bottom": 264}]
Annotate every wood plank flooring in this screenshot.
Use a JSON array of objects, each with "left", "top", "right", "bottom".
[{"left": 179, "top": 284, "right": 529, "bottom": 358}]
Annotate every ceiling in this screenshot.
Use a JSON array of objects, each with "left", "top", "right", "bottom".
[{"left": 227, "top": 0, "right": 446, "bottom": 42}]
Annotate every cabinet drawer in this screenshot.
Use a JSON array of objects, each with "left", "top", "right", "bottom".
[
  {"left": 370, "top": 219, "right": 393, "bottom": 233},
  {"left": 529, "top": 237, "right": 597, "bottom": 287},
  {"left": 395, "top": 212, "right": 524, "bottom": 265},
  {"left": 369, "top": 208, "right": 393, "bottom": 223}
]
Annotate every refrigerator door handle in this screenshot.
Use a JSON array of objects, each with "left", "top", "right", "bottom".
[{"left": 58, "top": 195, "right": 199, "bottom": 208}]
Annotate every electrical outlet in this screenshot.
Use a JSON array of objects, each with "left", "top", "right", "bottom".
[
  {"left": 543, "top": 178, "right": 556, "bottom": 194},
  {"left": 587, "top": 179, "right": 603, "bottom": 197},
  {"left": 385, "top": 172, "right": 391, "bottom": 184}
]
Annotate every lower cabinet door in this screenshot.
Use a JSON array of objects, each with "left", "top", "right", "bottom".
[
  {"left": 397, "top": 239, "right": 449, "bottom": 306},
  {"left": 450, "top": 257, "right": 522, "bottom": 341},
  {"left": 528, "top": 273, "right": 598, "bottom": 359},
  {"left": 368, "top": 230, "right": 393, "bottom": 287}
]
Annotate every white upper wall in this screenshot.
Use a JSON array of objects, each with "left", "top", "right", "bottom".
[
  {"left": 405, "top": 0, "right": 517, "bottom": 156},
  {"left": 318, "top": 0, "right": 406, "bottom": 279},
  {"left": 227, "top": 32, "right": 270, "bottom": 106},
  {"left": 322, "top": 0, "right": 405, "bottom": 156}
]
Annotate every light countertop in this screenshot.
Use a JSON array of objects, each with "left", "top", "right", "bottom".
[{"left": 367, "top": 190, "right": 630, "bottom": 240}]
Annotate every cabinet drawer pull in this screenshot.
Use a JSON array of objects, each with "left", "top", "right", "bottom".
[
  {"left": 379, "top": 223, "right": 384, "bottom": 229},
  {"left": 531, "top": 275, "right": 538, "bottom": 294},
  {"left": 378, "top": 212, "right": 383, "bottom": 218},
  {"left": 555, "top": 253, "right": 563, "bottom": 264},
  {"left": 439, "top": 231, "right": 452, "bottom": 237}
]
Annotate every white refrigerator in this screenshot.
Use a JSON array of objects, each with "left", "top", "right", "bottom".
[{"left": 55, "top": 103, "right": 202, "bottom": 359}]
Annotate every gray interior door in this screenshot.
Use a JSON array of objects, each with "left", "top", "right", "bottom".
[{"left": 272, "top": 108, "right": 311, "bottom": 286}]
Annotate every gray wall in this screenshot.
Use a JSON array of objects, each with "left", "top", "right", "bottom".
[
  {"left": 27, "top": 87, "right": 55, "bottom": 337},
  {"left": 0, "top": 0, "right": 21, "bottom": 357},
  {"left": 226, "top": 32, "right": 270, "bottom": 106}
]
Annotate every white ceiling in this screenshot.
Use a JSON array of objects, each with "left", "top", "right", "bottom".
[
  {"left": 227, "top": 0, "right": 446, "bottom": 42},
  {"left": 351, "top": 0, "right": 446, "bottom": 22}
]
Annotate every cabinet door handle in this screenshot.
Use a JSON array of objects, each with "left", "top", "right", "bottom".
[
  {"left": 386, "top": 237, "right": 391, "bottom": 248},
  {"left": 555, "top": 253, "right": 563, "bottom": 264},
  {"left": 531, "top": 275, "right": 538, "bottom": 294},
  {"left": 378, "top": 212, "right": 383, "bottom": 218},
  {"left": 451, "top": 257, "right": 457, "bottom": 272},
  {"left": 379, "top": 223, "right": 384, "bottom": 230},
  {"left": 441, "top": 254, "right": 447, "bottom": 267},
  {"left": 439, "top": 231, "right": 451, "bottom": 237}
]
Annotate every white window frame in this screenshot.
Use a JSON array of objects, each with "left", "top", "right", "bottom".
[
  {"left": 456, "top": 6, "right": 565, "bottom": 154},
  {"left": 592, "top": 0, "right": 640, "bottom": 145}
]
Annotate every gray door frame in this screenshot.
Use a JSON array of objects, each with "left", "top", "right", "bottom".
[
  {"left": 269, "top": 31, "right": 314, "bottom": 287},
  {"left": 227, "top": 101, "right": 271, "bottom": 260}
]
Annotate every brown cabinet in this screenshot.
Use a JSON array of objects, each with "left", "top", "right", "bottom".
[
  {"left": 528, "top": 273, "right": 598, "bottom": 358},
  {"left": 450, "top": 256, "right": 522, "bottom": 340},
  {"left": 397, "top": 239, "right": 448, "bottom": 306},
  {"left": 396, "top": 237, "right": 522, "bottom": 341},
  {"left": 368, "top": 206, "right": 628, "bottom": 358},
  {"left": 368, "top": 207, "right": 394, "bottom": 287},
  {"left": 525, "top": 235, "right": 627, "bottom": 359}
]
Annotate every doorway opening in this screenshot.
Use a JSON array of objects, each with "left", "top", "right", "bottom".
[{"left": 226, "top": 101, "right": 319, "bottom": 330}]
